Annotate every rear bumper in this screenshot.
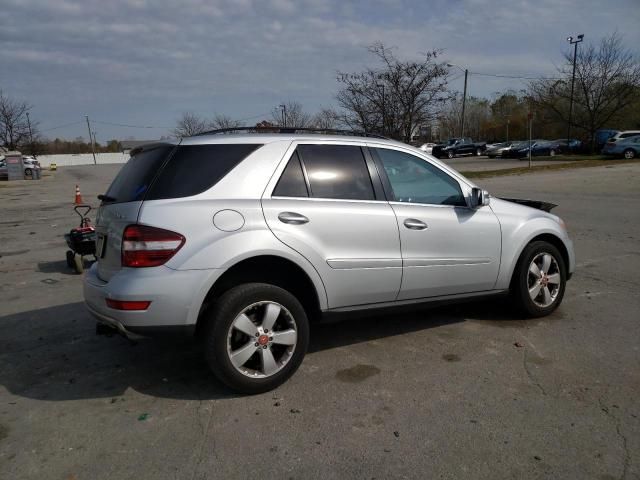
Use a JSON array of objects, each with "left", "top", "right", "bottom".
[{"left": 83, "top": 263, "right": 221, "bottom": 336}]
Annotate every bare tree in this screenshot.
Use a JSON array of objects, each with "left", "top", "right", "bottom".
[
  {"left": 311, "top": 108, "right": 340, "bottom": 129},
  {"left": 172, "top": 112, "right": 208, "bottom": 137},
  {"left": 0, "top": 90, "right": 34, "bottom": 150},
  {"left": 336, "top": 43, "right": 449, "bottom": 142},
  {"left": 209, "top": 114, "right": 244, "bottom": 131},
  {"left": 271, "top": 101, "right": 312, "bottom": 128},
  {"left": 529, "top": 33, "right": 640, "bottom": 149}
]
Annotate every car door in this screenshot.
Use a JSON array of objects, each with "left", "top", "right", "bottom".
[
  {"left": 370, "top": 146, "right": 501, "bottom": 300},
  {"left": 262, "top": 142, "right": 402, "bottom": 309}
]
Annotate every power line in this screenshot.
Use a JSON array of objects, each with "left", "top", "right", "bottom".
[
  {"left": 469, "top": 71, "right": 564, "bottom": 80},
  {"left": 93, "top": 119, "right": 172, "bottom": 129},
  {"left": 39, "top": 120, "right": 85, "bottom": 132}
]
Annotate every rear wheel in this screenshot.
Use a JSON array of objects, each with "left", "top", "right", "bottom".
[
  {"left": 549, "top": 149, "right": 556, "bottom": 157},
  {"left": 624, "top": 149, "right": 636, "bottom": 159},
  {"left": 447, "top": 150, "right": 454, "bottom": 159},
  {"left": 511, "top": 241, "right": 566, "bottom": 317},
  {"left": 476, "top": 148, "right": 482, "bottom": 156},
  {"left": 25, "top": 168, "right": 33, "bottom": 177},
  {"left": 203, "top": 283, "right": 309, "bottom": 394}
]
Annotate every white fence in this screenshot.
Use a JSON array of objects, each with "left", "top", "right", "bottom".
[{"left": 35, "top": 153, "right": 130, "bottom": 168}]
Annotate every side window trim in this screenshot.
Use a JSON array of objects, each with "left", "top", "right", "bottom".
[
  {"left": 361, "top": 147, "right": 388, "bottom": 201},
  {"left": 368, "top": 147, "right": 396, "bottom": 202},
  {"left": 296, "top": 148, "right": 314, "bottom": 197}
]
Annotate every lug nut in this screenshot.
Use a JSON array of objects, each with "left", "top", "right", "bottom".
[
  {"left": 264, "top": 329, "right": 269, "bottom": 333},
  {"left": 254, "top": 342, "right": 259, "bottom": 347},
  {"left": 262, "top": 345, "right": 267, "bottom": 349},
  {"left": 255, "top": 333, "right": 260, "bottom": 337}
]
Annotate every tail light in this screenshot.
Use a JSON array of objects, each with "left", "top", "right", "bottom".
[
  {"left": 106, "top": 299, "right": 151, "bottom": 310},
  {"left": 122, "top": 224, "right": 185, "bottom": 267}
]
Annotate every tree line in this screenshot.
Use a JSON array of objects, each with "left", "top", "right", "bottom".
[{"left": 2, "top": 32, "right": 638, "bottom": 155}]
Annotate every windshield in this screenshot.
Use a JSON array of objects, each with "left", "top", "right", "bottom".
[{"left": 447, "top": 139, "right": 460, "bottom": 146}]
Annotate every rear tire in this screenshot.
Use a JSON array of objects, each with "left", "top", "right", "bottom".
[
  {"left": 476, "top": 148, "right": 482, "bottom": 156},
  {"left": 511, "top": 241, "right": 566, "bottom": 318},
  {"left": 25, "top": 168, "right": 33, "bottom": 177},
  {"left": 549, "top": 149, "right": 556, "bottom": 157},
  {"left": 624, "top": 149, "right": 635, "bottom": 159},
  {"left": 447, "top": 150, "right": 454, "bottom": 159},
  {"left": 66, "top": 250, "right": 75, "bottom": 268},
  {"left": 202, "top": 283, "right": 309, "bottom": 394}
]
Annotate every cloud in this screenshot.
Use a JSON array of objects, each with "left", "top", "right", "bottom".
[{"left": 0, "top": 0, "right": 638, "bottom": 140}]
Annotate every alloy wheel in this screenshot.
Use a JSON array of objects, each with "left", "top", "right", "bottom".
[
  {"left": 527, "top": 253, "right": 561, "bottom": 308},
  {"left": 226, "top": 301, "right": 297, "bottom": 378}
]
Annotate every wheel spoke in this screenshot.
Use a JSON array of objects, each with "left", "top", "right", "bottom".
[
  {"left": 529, "top": 283, "right": 542, "bottom": 301},
  {"left": 547, "top": 273, "right": 561, "bottom": 285},
  {"left": 261, "top": 303, "right": 281, "bottom": 331},
  {"left": 232, "top": 313, "right": 258, "bottom": 337},
  {"left": 542, "top": 286, "right": 552, "bottom": 305},
  {"left": 230, "top": 341, "right": 258, "bottom": 368},
  {"left": 271, "top": 329, "right": 297, "bottom": 346},
  {"left": 529, "top": 262, "right": 541, "bottom": 277},
  {"left": 541, "top": 254, "right": 552, "bottom": 274},
  {"left": 260, "top": 347, "right": 278, "bottom": 375}
]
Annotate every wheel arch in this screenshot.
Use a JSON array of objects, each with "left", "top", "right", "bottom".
[
  {"left": 195, "top": 255, "right": 325, "bottom": 334},
  {"left": 508, "top": 233, "right": 571, "bottom": 288}
]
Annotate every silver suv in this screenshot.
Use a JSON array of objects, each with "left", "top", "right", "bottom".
[{"left": 84, "top": 130, "right": 574, "bottom": 393}]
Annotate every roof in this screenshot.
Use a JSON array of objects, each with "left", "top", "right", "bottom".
[{"left": 179, "top": 133, "right": 408, "bottom": 149}]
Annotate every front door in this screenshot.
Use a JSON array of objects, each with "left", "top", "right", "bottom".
[
  {"left": 371, "top": 146, "right": 501, "bottom": 300},
  {"left": 262, "top": 143, "right": 402, "bottom": 308}
]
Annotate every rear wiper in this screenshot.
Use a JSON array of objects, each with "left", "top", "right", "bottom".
[{"left": 98, "top": 194, "right": 116, "bottom": 202}]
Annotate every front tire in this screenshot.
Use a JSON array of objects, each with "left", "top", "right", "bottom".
[
  {"left": 203, "top": 283, "right": 309, "bottom": 394},
  {"left": 624, "top": 148, "right": 635, "bottom": 159},
  {"left": 549, "top": 149, "right": 556, "bottom": 157},
  {"left": 447, "top": 150, "right": 454, "bottom": 159},
  {"left": 476, "top": 148, "right": 482, "bottom": 156},
  {"left": 511, "top": 241, "right": 566, "bottom": 317}
]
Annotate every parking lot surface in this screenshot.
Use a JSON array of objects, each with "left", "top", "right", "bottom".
[
  {"left": 443, "top": 155, "right": 578, "bottom": 172},
  {"left": 1, "top": 163, "right": 639, "bottom": 479}
]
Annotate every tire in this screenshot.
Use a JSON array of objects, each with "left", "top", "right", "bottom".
[
  {"left": 511, "top": 241, "right": 566, "bottom": 318},
  {"left": 623, "top": 149, "right": 635, "bottom": 159},
  {"left": 549, "top": 149, "right": 556, "bottom": 157},
  {"left": 202, "top": 283, "right": 309, "bottom": 394},
  {"left": 25, "top": 168, "right": 33, "bottom": 177},
  {"left": 447, "top": 150, "right": 454, "bottom": 159},
  {"left": 476, "top": 148, "right": 482, "bottom": 156},
  {"left": 66, "top": 250, "right": 75, "bottom": 268},
  {"left": 73, "top": 255, "right": 84, "bottom": 274}
]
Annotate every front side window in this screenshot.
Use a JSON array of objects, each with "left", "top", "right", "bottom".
[
  {"left": 297, "top": 144, "right": 374, "bottom": 200},
  {"left": 374, "top": 148, "right": 466, "bottom": 206}
]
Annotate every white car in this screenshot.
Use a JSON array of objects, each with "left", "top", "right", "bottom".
[{"left": 419, "top": 142, "right": 435, "bottom": 154}]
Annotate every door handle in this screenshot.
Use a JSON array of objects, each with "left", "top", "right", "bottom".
[
  {"left": 278, "top": 212, "right": 309, "bottom": 225},
  {"left": 403, "top": 218, "right": 428, "bottom": 230}
]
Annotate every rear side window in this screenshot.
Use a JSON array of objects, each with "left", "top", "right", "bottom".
[
  {"left": 298, "top": 144, "right": 374, "bottom": 200},
  {"left": 104, "top": 144, "right": 173, "bottom": 204},
  {"left": 273, "top": 151, "right": 308, "bottom": 197},
  {"left": 146, "top": 144, "right": 261, "bottom": 200}
]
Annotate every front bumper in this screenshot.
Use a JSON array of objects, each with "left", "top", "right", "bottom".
[{"left": 83, "top": 263, "right": 220, "bottom": 337}]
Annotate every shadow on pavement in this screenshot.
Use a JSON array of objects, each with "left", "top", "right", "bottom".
[{"left": 0, "top": 298, "right": 524, "bottom": 402}]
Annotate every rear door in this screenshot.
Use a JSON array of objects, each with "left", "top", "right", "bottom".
[
  {"left": 95, "top": 144, "right": 175, "bottom": 281},
  {"left": 262, "top": 142, "right": 402, "bottom": 308}
]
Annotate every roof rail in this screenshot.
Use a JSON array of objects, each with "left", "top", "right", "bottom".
[{"left": 192, "top": 126, "right": 388, "bottom": 139}]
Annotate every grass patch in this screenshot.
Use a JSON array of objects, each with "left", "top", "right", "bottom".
[{"left": 463, "top": 159, "right": 640, "bottom": 179}]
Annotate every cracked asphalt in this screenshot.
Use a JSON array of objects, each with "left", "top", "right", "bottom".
[{"left": 0, "top": 162, "right": 638, "bottom": 479}]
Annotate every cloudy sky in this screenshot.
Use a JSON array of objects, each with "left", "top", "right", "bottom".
[{"left": 2, "top": 0, "right": 638, "bottom": 141}]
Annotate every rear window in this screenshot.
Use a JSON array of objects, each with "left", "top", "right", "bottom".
[
  {"left": 145, "top": 144, "right": 262, "bottom": 200},
  {"left": 104, "top": 144, "right": 174, "bottom": 204}
]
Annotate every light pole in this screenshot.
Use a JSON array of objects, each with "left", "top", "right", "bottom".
[
  {"left": 279, "top": 104, "right": 287, "bottom": 128},
  {"left": 566, "top": 34, "right": 584, "bottom": 152},
  {"left": 25, "top": 111, "right": 34, "bottom": 157},
  {"left": 447, "top": 63, "right": 469, "bottom": 138},
  {"left": 376, "top": 83, "right": 385, "bottom": 135}
]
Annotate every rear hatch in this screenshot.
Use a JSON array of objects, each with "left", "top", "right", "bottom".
[{"left": 95, "top": 142, "right": 177, "bottom": 281}]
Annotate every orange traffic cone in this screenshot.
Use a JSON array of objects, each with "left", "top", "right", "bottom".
[{"left": 74, "top": 185, "right": 83, "bottom": 204}]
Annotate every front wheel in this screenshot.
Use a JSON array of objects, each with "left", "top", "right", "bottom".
[
  {"left": 549, "top": 149, "right": 556, "bottom": 157},
  {"left": 25, "top": 168, "right": 33, "bottom": 177},
  {"left": 624, "top": 149, "right": 636, "bottom": 159},
  {"left": 476, "top": 148, "right": 482, "bottom": 156},
  {"left": 511, "top": 241, "right": 566, "bottom": 317},
  {"left": 447, "top": 150, "right": 454, "bottom": 159},
  {"left": 203, "top": 283, "right": 309, "bottom": 394}
]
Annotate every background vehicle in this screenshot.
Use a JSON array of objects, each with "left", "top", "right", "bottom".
[
  {"left": 0, "top": 157, "right": 41, "bottom": 179},
  {"left": 485, "top": 142, "right": 514, "bottom": 158},
  {"left": 551, "top": 139, "right": 583, "bottom": 154},
  {"left": 595, "top": 129, "right": 619, "bottom": 152},
  {"left": 602, "top": 135, "right": 640, "bottom": 158},
  {"left": 603, "top": 130, "right": 640, "bottom": 153},
  {"left": 84, "top": 129, "right": 574, "bottom": 394},
  {"left": 516, "top": 140, "right": 562, "bottom": 158},
  {"left": 431, "top": 137, "right": 487, "bottom": 159},
  {"left": 419, "top": 142, "right": 436, "bottom": 154}
]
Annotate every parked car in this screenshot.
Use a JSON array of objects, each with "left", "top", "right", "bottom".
[
  {"left": 0, "top": 157, "right": 40, "bottom": 179},
  {"left": 551, "top": 139, "right": 582, "bottom": 153},
  {"left": 431, "top": 137, "right": 487, "bottom": 159},
  {"left": 84, "top": 130, "right": 574, "bottom": 393},
  {"left": 419, "top": 143, "right": 436, "bottom": 154},
  {"left": 602, "top": 135, "right": 640, "bottom": 158},
  {"left": 603, "top": 130, "right": 640, "bottom": 153},
  {"left": 595, "top": 129, "right": 619, "bottom": 152},
  {"left": 508, "top": 140, "right": 561, "bottom": 159},
  {"left": 486, "top": 142, "right": 514, "bottom": 158}
]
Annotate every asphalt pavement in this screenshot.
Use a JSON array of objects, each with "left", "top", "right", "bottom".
[{"left": 0, "top": 162, "right": 638, "bottom": 479}]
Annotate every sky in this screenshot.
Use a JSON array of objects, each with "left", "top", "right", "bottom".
[{"left": 1, "top": 0, "right": 638, "bottom": 142}]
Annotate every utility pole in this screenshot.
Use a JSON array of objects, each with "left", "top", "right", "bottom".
[
  {"left": 377, "top": 83, "right": 385, "bottom": 135},
  {"left": 461, "top": 68, "right": 468, "bottom": 138},
  {"left": 567, "top": 34, "right": 584, "bottom": 153},
  {"left": 279, "top": 104, "right": 287, "bottom": 128},
  {"left": 85, "top": 115, "right": 97, "bottom": 165},
  {"left": 528, "top": 109, "right": 533, "bottom": 169},
  {"left": 25, "top": 111, "right": 35, "bottom": 157}
]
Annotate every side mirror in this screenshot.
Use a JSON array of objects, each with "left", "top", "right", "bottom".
[{"left": 470, "top": 187, "right": 490, "bottom": 208}]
